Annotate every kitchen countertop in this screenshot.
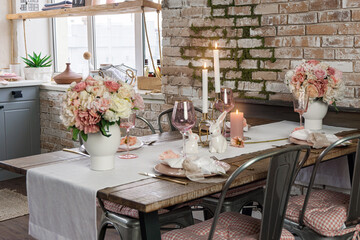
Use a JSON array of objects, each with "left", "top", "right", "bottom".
[
  {"left": 0, "top": 80, "right": 165, "bottom": 101},
  {"left": 0, "top": 80, "right": 45, "bottom": 88}
]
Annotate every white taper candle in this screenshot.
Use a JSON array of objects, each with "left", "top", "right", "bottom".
[
  {"left": 202, "top": 63, "right": 208, "bottom": 113},
  {"left": 213, "top": 42, "right": 220, "bottom": 93}
]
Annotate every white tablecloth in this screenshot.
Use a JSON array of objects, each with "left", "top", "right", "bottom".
[{"left": 27, "top": 121, "right": 353, "bottom": 240}]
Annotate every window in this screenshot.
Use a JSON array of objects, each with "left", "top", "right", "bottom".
[
  {"left": 144, "top": 11, "right": 162, "bottom": 73},
  {"left": 51, "top": 11, "right": 162, "bottom": 77},
  {"left": 53, "top": 16, "right": 88, "bottom": 73},
  {"left": 94, "top": 14, "right": 136, "bottom": 69}
]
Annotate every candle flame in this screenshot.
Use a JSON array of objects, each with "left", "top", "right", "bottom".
[
  {"left": 204, "top": 62, "right": 206, "bottom": 68},
  {"left": 215, "top": 42, "right": 218, "bottom": 49},
  {"left": 236, "top": 109, "right": 239, "bottom": 114}
]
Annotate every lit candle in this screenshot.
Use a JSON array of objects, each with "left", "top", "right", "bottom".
[
  {"left": 202, "top": 63, "right": 208, "bottom": 113},
  {"left": 184, "top": 101, "right": 188, "bottom": 120},
  {"left": 230, "top": 109, "right": 243, "bottom": 139},
  {"left": 213, "top": 42, "right": 220, "bottom": 93}
]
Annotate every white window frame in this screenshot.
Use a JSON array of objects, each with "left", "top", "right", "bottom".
[{"left": 51, "top": 13, "right": 144, "bottom": 76}]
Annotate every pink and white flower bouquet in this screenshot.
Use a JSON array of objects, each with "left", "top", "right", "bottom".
[
  {"left": 285, "top": 60, "right": 345, "bottom": 106},
  {"left": 60, "top": 76, "right": 145, "bottom": 141}
]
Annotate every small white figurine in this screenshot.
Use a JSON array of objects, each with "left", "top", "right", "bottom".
[
  {"left": 209, "top": 111, "right": 228, "bottom": 153},
  {"left": 185, "top": 130, "right": 199, "bottom": 155}
]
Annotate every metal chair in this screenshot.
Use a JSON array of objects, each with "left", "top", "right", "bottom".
[
  {"left": 162, "top": 145, "right": 311, "bottom": 240},
  {"left": 284, "top": 134, "right": 360, "bottom": 240},
  {"left": 157, "top": 107, "right": 202, "bottom": 133},
  {"left": 136, "top": 115, "right": 156, "bottom": 134},
  {"left": 200, "top": 179, "right": 266, "bottom": 219},
  {"left": 97, "top": 199, "right": 194, "bottom": 240}
]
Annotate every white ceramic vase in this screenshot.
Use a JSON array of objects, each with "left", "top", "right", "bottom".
[
  {"left": 303, "top": 100, "right": 328, "bottom": 130},
  {"left": 83, "top": 124, "right": 121, "bottom": 171},
  {"left": 24, "top": 67, "right": 52, "bottom": 81}
]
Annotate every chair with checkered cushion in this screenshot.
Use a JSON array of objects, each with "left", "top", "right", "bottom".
[
  {"left": 97, "top": 199, "right": 194, "bottom": 240},
  {"left": 200, "top": 179, "right": 265, "bottom": 219},
  {"left": 162, "top": 145, "right": 311, "bottom": 240},
  {"left": 284, "top": 134, "right": 360, "bottom": 239}
]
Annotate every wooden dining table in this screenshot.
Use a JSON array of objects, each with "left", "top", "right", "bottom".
[{"left": 0, "top": 118, "right": 359, "bottom": 240}]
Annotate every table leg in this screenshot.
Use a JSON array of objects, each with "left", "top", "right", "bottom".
[
  {"left": 139, "top": 210, "right": 161, "bottom": 240},
  {"left": 347, "top": 153, "right": 355, "bottom": 185}
]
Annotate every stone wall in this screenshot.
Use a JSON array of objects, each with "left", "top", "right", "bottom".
[
  {"left": 161, "top": 0, "right": 360, "bottom": 108},
  {"left": 39, "top": 89, "right": 169, "bottom": 153}
]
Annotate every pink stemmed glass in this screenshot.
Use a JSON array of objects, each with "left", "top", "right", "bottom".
[
  {"left": 215, "top": 87, "right": 235, "bottom": 113},
  {"left": 215, "top": 87, "right": 234, "bottom": 136},
  {"left": 171, "top": 100, "right": 196, "bottom": 158},
  {"left": 292, "top": 89, "right": 309, "bottom": 127},
  {"left": 118, "top": 113, "right": 137, "bottom": 159}
]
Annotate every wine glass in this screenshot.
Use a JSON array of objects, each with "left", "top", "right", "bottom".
[
  {"left": 215, "top": 87, "right": 235, "bottom": 113},
  {"left": 118, "top": 113, "right": 137, "bottom": 159},
  {"left": 215, "top": 87, "right": 234, "bottom": 136},
  {"left": 171, "top": 100, "right": 196, "bottom": 159},
  {"left": 292, "top": 89, "right": 309, "bottom": 127}
]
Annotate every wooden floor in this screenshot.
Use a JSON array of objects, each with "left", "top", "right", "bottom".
[{"left": 0, "top": 177, "right": 120, "bottom": 240}]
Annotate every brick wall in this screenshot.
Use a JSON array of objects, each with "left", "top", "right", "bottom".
[
  {"left": 162, "top": 0, "right": 360, "bottom": 108},
  {"left": 40, "top": 89, "right": 169, "bottom": 153}
]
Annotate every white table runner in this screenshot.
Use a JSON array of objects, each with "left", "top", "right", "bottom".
[{"left": 27, "top": 121, "right": 353, "bottom": 240}]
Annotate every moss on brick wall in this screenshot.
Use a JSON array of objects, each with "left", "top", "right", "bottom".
[{"left": 179, "top": 0, "right": 280, "bottom": 100}]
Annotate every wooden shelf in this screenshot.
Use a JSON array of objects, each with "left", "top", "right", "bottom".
[{"left": 7, "top": 0, "right": 161, "bottom": 20}]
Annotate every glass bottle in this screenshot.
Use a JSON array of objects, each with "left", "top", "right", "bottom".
[
  {"left": 155, "top": 59, "right": 161, "bottom": 78},
  {"left": 144, "top": 59, "right": 150, "bottom": 77}
]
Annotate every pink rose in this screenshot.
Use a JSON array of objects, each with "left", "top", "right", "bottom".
[
  {"left": 132, "top": 93, "right": 145, "bottom": 110},
  {"left": 312, "top": 79, "right": 328, "bottom": 97},
  {"left": 327, "top": 67, "right": 335, "bottom": 75},
  {"left": 291, "top": 73, "right": 305, "bottom": 89},
  {"left": 307, "top": 60, "right": 320, "bottom": 66},
  {"left": 104, "top": 80, "right": 120, "bottom": 92},
  {"left": 307, "top": 85, "right": 319, "bottom": 98},
  {"left": 73, "top": 82, "right": 87, "bottom": 92},
  {"left": 314, "top": 68, "right": 327, "bottom": 80},
  {"left": 75, "top": 110, "right": 101, "bottom": 134}
]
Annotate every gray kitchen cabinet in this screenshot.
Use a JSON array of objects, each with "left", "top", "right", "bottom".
[{"left": 0, "top": 86, "right": 40, "bottom": 180}]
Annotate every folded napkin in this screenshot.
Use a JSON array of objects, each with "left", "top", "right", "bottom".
[
  {"left": 183, "top": 157, "right": 226, "bottom": 183},
  {"left": 159, "top": 150, "right": 183, "bottom": 168},
  {"left": 159, "top": 150, "right": 226, "bottom": 183},
  {"left": 290, "top": 129, "right": 339, "bottom": 149}
]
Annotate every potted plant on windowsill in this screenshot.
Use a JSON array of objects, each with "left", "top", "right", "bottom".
[{"left": 22, "top": 52, "right": 53, "bottom": 81}]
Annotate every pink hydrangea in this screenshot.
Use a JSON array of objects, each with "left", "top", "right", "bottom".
[{"left": 75, "top": 110, "right": 101, "bottom": 134}]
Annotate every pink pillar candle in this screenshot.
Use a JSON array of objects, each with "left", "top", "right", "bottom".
[{"left": 230, "top": 110, "right": 243, "bottom": 139}]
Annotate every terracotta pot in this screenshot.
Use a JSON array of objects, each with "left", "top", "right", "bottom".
[{"left": 54, "top": 63, "right": 82, "bottom": 84}]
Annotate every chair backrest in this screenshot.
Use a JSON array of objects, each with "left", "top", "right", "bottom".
[
  {"left": 208, "top": 145, "right": 311, "bottom": 240},
  {"left": 299, "top": 134, "right": 360, "bottom": 227},
  {"left": 157, "top": 107, "right": 202, "bottom": 133},
  {"left": 136, "top": 115, "right": 156, "bottom": 134}
]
